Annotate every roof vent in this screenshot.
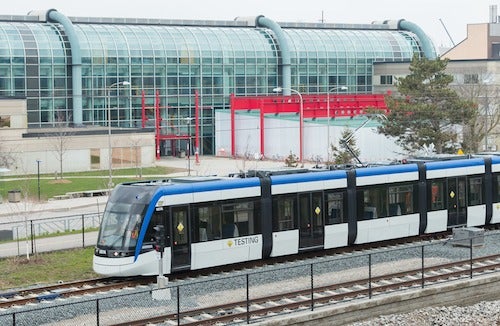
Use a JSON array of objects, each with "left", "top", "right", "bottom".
[{"left": 490, "top": 5, "right": 498, "bottom": 23}]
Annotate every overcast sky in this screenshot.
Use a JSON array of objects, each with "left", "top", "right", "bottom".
[{"left": 2, "top": 0, "right": 498, "bottom": 51}]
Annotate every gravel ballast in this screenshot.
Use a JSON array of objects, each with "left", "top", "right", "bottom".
[{"left": 350, "top": 300, "right": 500, "bottom": 325}]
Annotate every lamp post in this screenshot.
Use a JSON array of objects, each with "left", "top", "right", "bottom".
[
  {"left": 327, "top": 86, "right": 348, "bottom": 162},
  {"left": 184, "top": 117, "right": 194, "bottom": 176},
  {"left": 36, "top": 160, "right": 41, "bottom": 201},
  {"left": 273, "top": 87, "right": 303, "bottom": 164},
  {"left": 107, "top": 81, "right": 130, "bottom": 189},
  {"left": 485, "top": 95, "right": 489, "bottom": 151}
]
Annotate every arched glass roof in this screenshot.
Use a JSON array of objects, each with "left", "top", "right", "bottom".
[{"left": 0, "top": 18, "right": 432, "bottom": 154}]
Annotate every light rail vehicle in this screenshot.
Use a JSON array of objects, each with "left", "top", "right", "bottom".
[{"left": 93, "top": 155, "right": 500, "bottom": 276}]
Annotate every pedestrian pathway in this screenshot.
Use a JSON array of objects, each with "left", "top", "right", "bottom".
[
  {"left": 0, "top": 156, "right": 298, "bottom": 258},
  {"left": 0, "top": 156, "right": 297, "bottom": 217},
  {"left": 156, "top": 155, "right": 301, "bottom": 177}
]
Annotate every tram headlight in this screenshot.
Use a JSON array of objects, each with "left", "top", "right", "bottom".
[{"left": 113, "top": 251, "right": 119, "bottom": 257}]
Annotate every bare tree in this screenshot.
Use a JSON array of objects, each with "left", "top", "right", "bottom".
[
  {"left": 0, "top": 133, "right": 17, "bottom": 170},
  {"left": 0, "top": 145, "right": 16, "bottom": 170},
  {"left": 452, "top": 70, "right": 500, "bottom": 153},
  {"left": 50, "top": 113, "right": 73, "bottom": 180},
  {"left": 6, "top": 163, "right": 41, "bottom": 260},
  {"left": 240, "top": 135, "right": 252, "bottom": 172},
  {"left": 129, "top": 136, "right": 143, "bottom": 178}
]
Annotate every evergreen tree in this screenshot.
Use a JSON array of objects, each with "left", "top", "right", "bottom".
[
  {"left": 331, "top": 128, "right": 361, "bottom": 165},
  {"left": 378, "top": 55, "right": 476, "bottom": 154}
]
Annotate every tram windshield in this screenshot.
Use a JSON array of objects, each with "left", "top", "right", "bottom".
[{"left": 97, "top": 201, "right": 147, "bottom": 251}]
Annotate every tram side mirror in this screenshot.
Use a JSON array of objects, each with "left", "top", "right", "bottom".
[{"left": 153, "top": 225, "right": 165, "bottom": 252}]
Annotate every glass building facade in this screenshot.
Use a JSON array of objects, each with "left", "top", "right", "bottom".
[{"left": 0, "top": 12, "right": 435, "bottom": 155}]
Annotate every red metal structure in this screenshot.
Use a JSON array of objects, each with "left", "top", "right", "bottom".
[
  {"left": 229, "top": 93, "right": 388, "bottom": 159},
  {"left": 141, "top": 90, "right": 200, "bottom": 163}
]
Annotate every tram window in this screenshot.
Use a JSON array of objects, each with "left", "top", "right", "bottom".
[
  {"left": 193, "top": 204, "right": 220, "bottom": 242},
  {"left": 272, "top": 196, "right": 296, "bottom": 231},
  {"left": 468, "top": 176, "right": 484, "bottom": 206},
  {"left": 234, "top": 202, "right": 251, "bottom": 236},
  {"left": 429, "top": 180, "right": 445, "bottom": 211},
  {"left": 221, "top": 200, "right": 257, "bottom": 238},
  {"left": 495, "top": 174, "right": 500, "bottom": 202},
  {"left": 172, "top": 207, "right": 188, "bottom": 245},
  {"left": 221, "top": 205, "right": 238, "bottom": 238},
  {"left": 193, "top": 206, "right": 208, "bottom": 242},
  {"left": 193, "top": 205, "right": 220, "bottom": 242},
  {"left": 359, "top": 187, "right": 387, "bottom": 219},
  {"left": 325, "top": 191, "right": 344, "bottom": 224},
  {"left": 123, "top": 213, "right": 142, "bottom": 248},
  {"left": 388, "top": 184, "right": 413, "bottom": 215}
]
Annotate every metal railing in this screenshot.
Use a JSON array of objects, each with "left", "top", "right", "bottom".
[{"left": 0, "top": 213, "right": 102, "bottom": 257}]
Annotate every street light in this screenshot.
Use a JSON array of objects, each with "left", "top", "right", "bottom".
[
  {"left": 327, "top": 86, "right": 348, "bottom": 162},
  {"left": 184, "top": 117, "right": 194, "bottom": 176},
  {"left": 36, "top": 160, "right": 41, "bottom": 201},
  {"left": 107, "top": 81, "right": 131, "bottom": 189},
  {"left": 273, "top": 87, "right": 304, "bottom": 164}
]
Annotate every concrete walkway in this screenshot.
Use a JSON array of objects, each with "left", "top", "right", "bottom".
[
  {"left": 155, "top": 155, "right": 302, "bottom": 177},
  {"left": 0, "top": 156, "right": 298, "bottom": 257},
  {"left": 0, "top": 156, "right": 297, "bottom": 218}
]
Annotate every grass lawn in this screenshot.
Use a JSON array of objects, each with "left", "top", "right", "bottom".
[
  {"left": 0, "top": 166, "right": 186, "bottom": 290},
  {"left": 0, "top": 247, "right": 98, "bottom": 290},
  {"left": 0, "top": 166, "right": 184, "bottom": 201}
]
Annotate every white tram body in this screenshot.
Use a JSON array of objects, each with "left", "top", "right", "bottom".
[{"left": 94, "top": 155, "right": 500, "bottom": 277}]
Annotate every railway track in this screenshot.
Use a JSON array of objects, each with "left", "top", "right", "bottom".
[
  {"left": 0, "top": 233, "right": 451, "bottom": 311},
  {"left": 0, "top": 277, "right": 153, "bottom": 309},
  {"left": 0, "top": 230, "right": 492, "bottom": 325},
  {"left": 111, "top": 253, "right": 500, "bottom": 326}
]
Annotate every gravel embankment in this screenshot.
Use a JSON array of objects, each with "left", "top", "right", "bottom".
[
  {"left": 2, "top": 230, "right": 499, "bottom": 325},
  {"left": 350, "top": 300, "right": 500, "bottom": 325}
]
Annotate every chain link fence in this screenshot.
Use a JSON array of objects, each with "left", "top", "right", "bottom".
[
  {"left": 0, "top": 213, "right": 102, "bottom": 257},
  {"left": 1, "top": 231, "right": 499, "bottom": 325}
]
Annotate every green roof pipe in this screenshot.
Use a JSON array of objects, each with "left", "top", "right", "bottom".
[
  {"left": 372, "top": 19, "right": 437, "bottom": 60},
  {"left": 255, "top": 16, "right": 292, "bottom": 95},
  {"left": 398, "top": 20, "right": 437, "bottom": 59},
  {"left": 375, "top": 19, "right": 437, "bottom": 59},
  {"left": 46, "top": 9, "right": 83, "bottom": 126}
]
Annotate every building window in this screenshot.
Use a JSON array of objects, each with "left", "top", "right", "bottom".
[
  {"left": 0, "top": 115, "right": 11, "bottom": 128},
  {"left": 380, "top": 75, "right": 393, "bottom": 85},
  {"left": 492, "top": 43, "right": 500, "bottom": 59},
  {"left": 90, "top": 149, "right": 100, "bottom": 169},
  {"left": 464, "top": 74, "right": 479, "bottom": 84}
]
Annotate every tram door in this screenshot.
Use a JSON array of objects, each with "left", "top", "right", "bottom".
[
  {"left": 170, "top": 205, "right": 191, "bottom": 271},
  {"left": 298, "top": 192, "right": 324, "bottom": 250},
  {"left": 447, "top": 177, "right": 467, "bottom": 228}
]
